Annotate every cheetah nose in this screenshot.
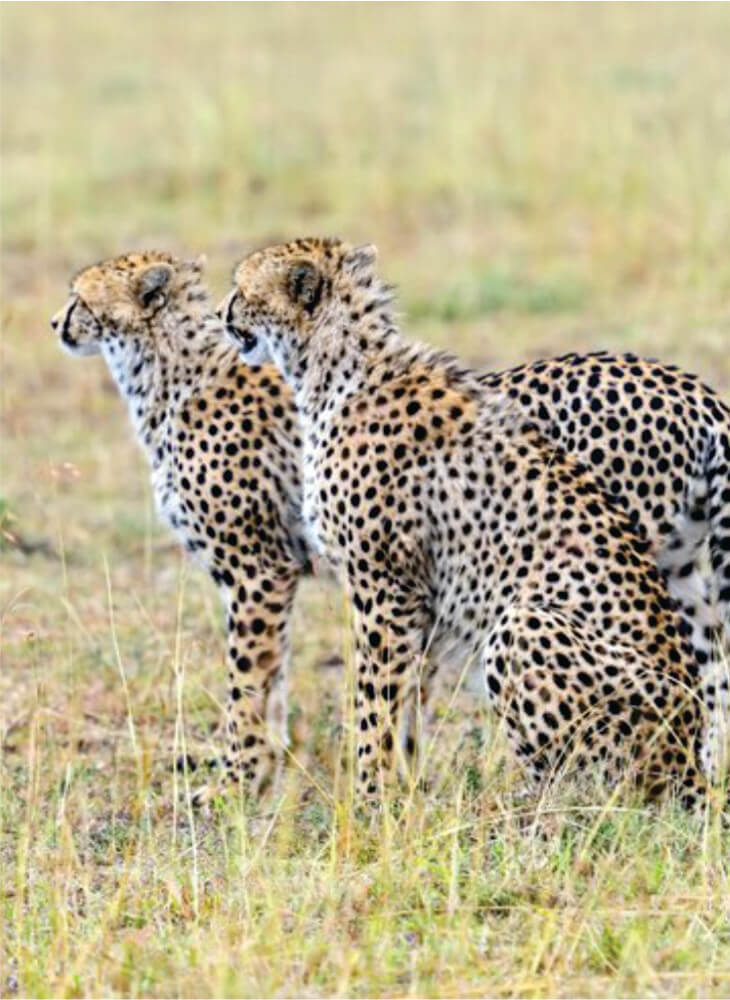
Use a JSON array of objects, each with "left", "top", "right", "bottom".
[{"left": 50, "top": 316, "right": 59, "bottom": 331}]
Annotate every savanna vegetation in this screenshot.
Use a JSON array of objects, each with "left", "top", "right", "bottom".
[{"left": 3, "top": 4, "right": 730, "bottom": 996}]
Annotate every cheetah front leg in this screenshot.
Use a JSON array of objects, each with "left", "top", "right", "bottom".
[
  {"left": 194, "top": 563, "right": 299, "bottom": 806},
  {"left": 348, "top": 582, "right": 430, "bottom": 803}
]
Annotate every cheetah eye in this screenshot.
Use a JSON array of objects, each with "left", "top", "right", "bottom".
[{"left": 241, "top": 331, "right": 258, "bottom": 353}]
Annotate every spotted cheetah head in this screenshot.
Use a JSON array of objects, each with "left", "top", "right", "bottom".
[
  {"left": 219, "top": 237, "right": 387, "bottom": 375},
  {"left": 51, "top": 251, "right": 207, "bottom": 357}
]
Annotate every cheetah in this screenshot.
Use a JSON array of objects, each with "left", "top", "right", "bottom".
[
  {"left": 51, "top": 251, "right": 308, "bottom": 801},
  {"left": 221, "top": 236, "right": 723, "bottom": 806}
]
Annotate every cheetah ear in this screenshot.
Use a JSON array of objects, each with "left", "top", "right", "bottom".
[
  {"left": 342, "top": 243, "right": 378, "bottom": 277},
  {"left": 286, "top": 261, "right": 324, "bottom": 315},
  {"left": 135, "top": 263, "right": 173, "bottom": 314},
  {"left": 189, "top": 253, "right": 207, "bottom": 274}
]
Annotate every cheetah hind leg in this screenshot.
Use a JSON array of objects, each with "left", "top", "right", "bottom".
[{"left": 481, "top": 604, "right": 708, "bottom": 809}]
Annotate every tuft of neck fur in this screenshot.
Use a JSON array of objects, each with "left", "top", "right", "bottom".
[
  {"left": 282, "top": 276, "right": 400, "bottom": 419},
  {"left": 287, "top": 283, "right": 485, "bottom": 430}
]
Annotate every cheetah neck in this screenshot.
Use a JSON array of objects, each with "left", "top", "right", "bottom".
[
  {"left": 289, "top": 310, "right": 482, "bottom": 433},
  {"left": 101, "top": 307, "right": 235, "bottom": 471},
  {"left": 280, "top": 305, "right": 393, "bottom": 422}
]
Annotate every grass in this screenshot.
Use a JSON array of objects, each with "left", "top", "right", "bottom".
[
  {"left": 3, "top": 3, "right": 730, "bottom": 996},
  {"left": 408, "top": 268, "right": 589, "bottom": 323}
]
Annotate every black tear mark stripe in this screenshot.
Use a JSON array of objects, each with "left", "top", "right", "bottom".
[
  {"left": 61, "top": 297, "right": 78, "bottom": 341},
  {"left": 225, "top": 291, "right": 239, "bottom": 329},
  {"left": 224, "top": 292, "right": 256, "bottom": 350}
]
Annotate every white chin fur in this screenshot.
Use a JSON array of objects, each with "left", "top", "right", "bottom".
[{"left": 60, "top": 337, "right": 101, "bottom": 357}]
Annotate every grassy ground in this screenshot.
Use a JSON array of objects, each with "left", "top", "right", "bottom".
[{"left": 3, "top": 4, "right": 730, "bottom": 996}]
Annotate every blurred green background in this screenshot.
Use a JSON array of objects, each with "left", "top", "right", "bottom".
[
  {"left": 5, "top": 3, "right": 730, "bottom": 365},
  {"left": 4, "top": 6, "right": 730, "bottom": 996}
]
